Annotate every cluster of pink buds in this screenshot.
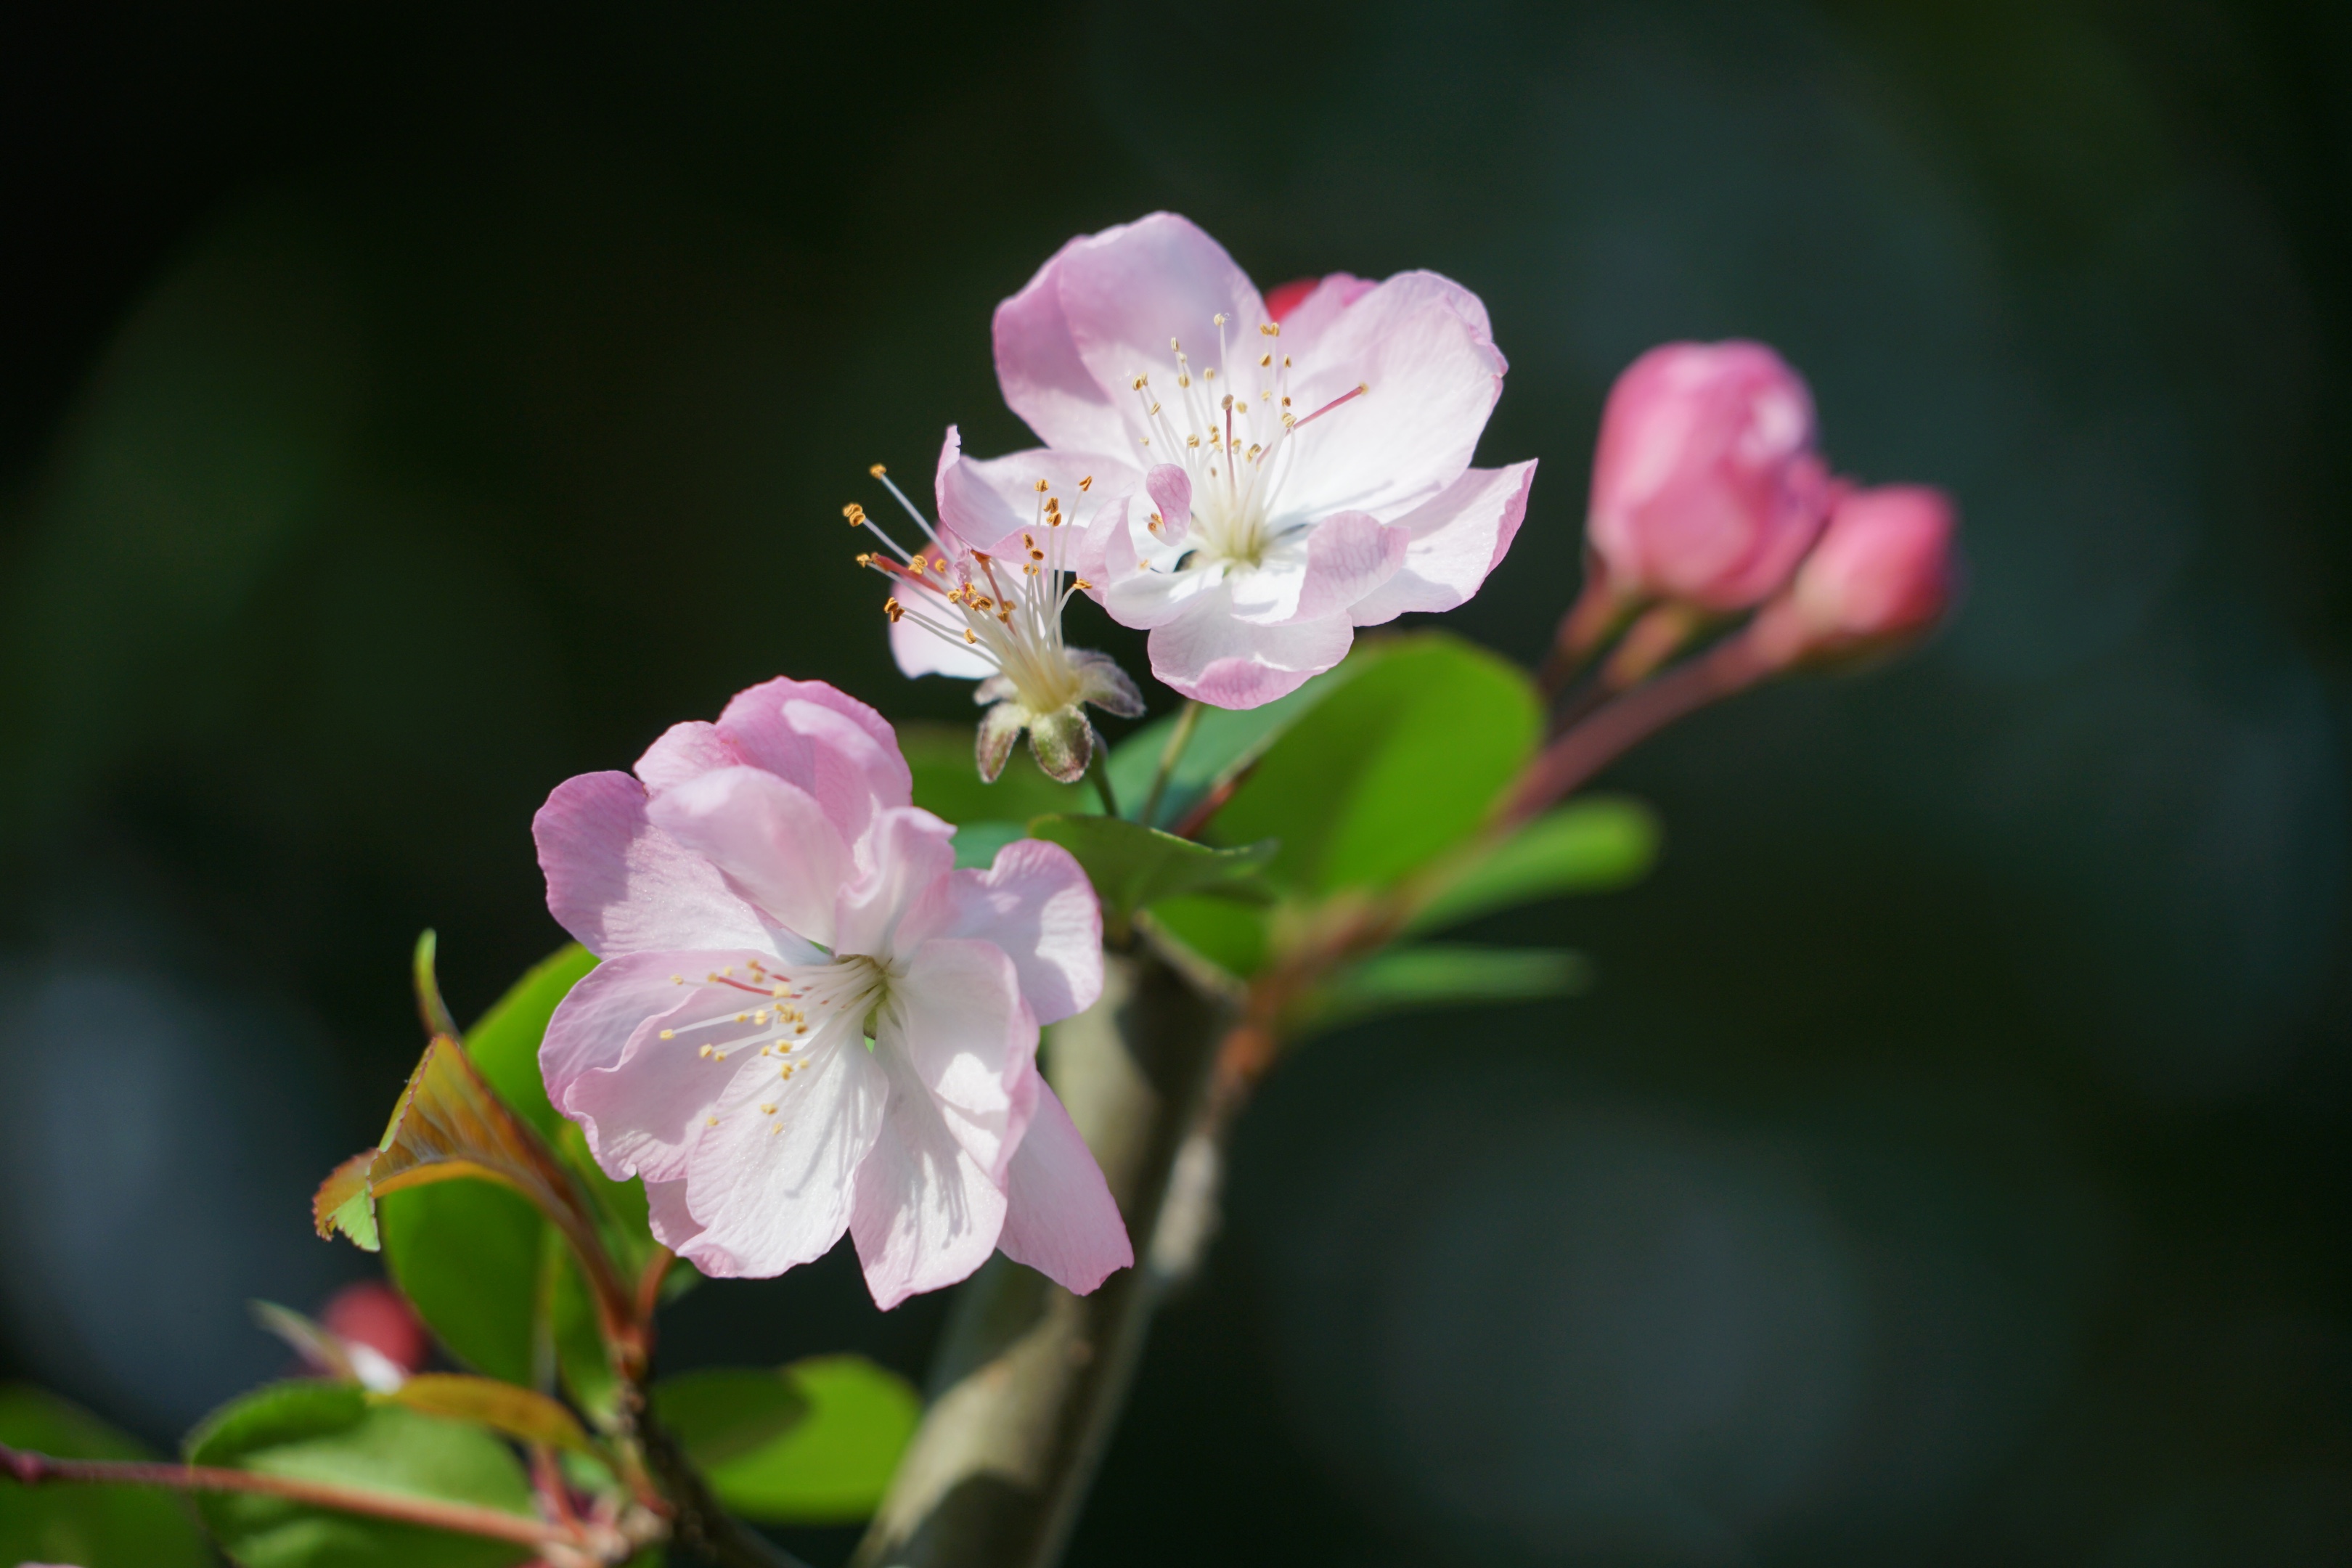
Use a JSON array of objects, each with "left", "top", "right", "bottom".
[{"left": 1556, "top": 341, "right": 1960, "bottom": 684}]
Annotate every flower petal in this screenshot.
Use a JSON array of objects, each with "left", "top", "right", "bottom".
[
  {"left": 976, "top": 701, "right": 1028, "bottom": 783},
  {"left": 673, "top": 1024, "right": 889, "bottom": 1278},
  {"left": 1053, "top": 213, "right": 1268, "bottom": 438},
  {"left": 1070, "top": 649, "right": 1146, "bottom": 718},
  {"left": 833, "top": 807, "right": 959, "bottom": 963},
  {"left": 635, "top": 678, "right": 912, "bottom": 850},
  {"left": 1230, "top": 510, "right": 1408, "bottom": 625},
  {"left": 535, "top": 772, "right": 778, "bottom": 958},
  {"left": 1347, "top": 460, "right": 1538, "bottom": 626},
  {"left": 646, "top": 767, "right": 849, "bottom": 948},
  {"left": 941, "top": 838, "right": 1104, "bottom": 1026},
  {"left": 555, "top": 952, "right": 795, "bottom": 1184},
  {"left": 642, "top": 1179, "right": 706, "bottom": 1256},
  {"left": 1143, "top": 464, "right": 1192, "bottom": 548},
  {"left": 1148, "top": 599, "right": 1357, "bottom": 709},
  {"left": 994, "top": 234, "right": 1137, "bottom": 457},
  {"left": 935, "top": 425, "right": 1133, "bottom": 556},
  {"left": 884, "top": 936, "right": 1037, "bottom": 1178},
  {"left": 1276, "top": 270, "right": 1505, "bottom": 519},
  {"left": 1270, "top": 271, "right": 1378, "bottom": 347},
  {"left": 849, "top": 1049, "right": 1014, "bottom": 1310},
  {"left": 997, "top": 1080, "right": 1132, "bottom": 1295}
]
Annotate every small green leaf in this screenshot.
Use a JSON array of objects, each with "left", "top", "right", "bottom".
[
  {"left": 461, "top": 944, "right": 598, "bottom": 1141},
  {"left": 1215, "top": 633, "right": 1542, "bottom": 894},
  {"left": 1302, "top": 943, "right": 1590, "bottom": 1034},
  {"left": 902, "top": 720, "right": 1087, "bottom": 823},
  {"left": 380, "top": 1182, "right": 545, "bottom": 1387},
  {"left": 1408, "top": 796, "right": 1662, "bottom": 934},
  {"left": 0, "top": 1382, "right": 212, "bottom": 1568},
  {"left": 381, "top": 1375, "right": 594, "bottom": 1457},
  {"left": 1106, "top": 677, "right": 1349, "bottom": 829},
  {"left": 654, "top": 1357, "right": 919, "bottom": 1526},
  {"left": 313, "top": 1151, "right": 380, "bottom": 1252},
  {"left": 950, "top": 819, "right": 1029, "bottom": 870},
  {"left": 1140, "top": 894, "right": 1273, "bottom": 981},
  {"left": 184, "top": 1380, "right": 534, "bottom": 1568},
  {"left": 1027, "top": 814, "right": 1275, "bottom": 918}
]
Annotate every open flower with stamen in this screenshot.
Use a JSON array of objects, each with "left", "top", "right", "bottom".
[
  {"left": 532, "top": 677, "right": 1131, "bottom": 1308},
  {"left": 994, "top": 212, "right": 1538, "bottom": 709},
  {"left": 852, "top": 427, "right": 1143, "bottom": 783}
]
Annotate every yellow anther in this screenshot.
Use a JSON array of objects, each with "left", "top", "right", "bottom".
[
  {"left": 1034, "top": 478, "right": 1049, "bottom": 492},
  {"left": 884, "top": 597, "right": 903, "bottom": 623},
  {"left": 754, "top": 1010, "right": 769, "bottom": 1025},
  {"left": 1177, "top": 375, "right": 1191, "bottom": 388},
  {"left": 1204, "top": 367, "right": 1217, "bottom": 380},
  {"left": 870, "top": 463, "right": 887, "bottom": 477},
  {"left": 843, "top": 502, "right": 866, "bottom": 523},
  {"left": 671, "top": 974, "right": 683, "bottom": 984},
  {"left": 1283, "top": 354, "right": 1293, "bottom": 367},
  {"left": 1261, "top": 322, "right": 1280, "bottom": 336},
  {"left": 1073, "top": 577, "right": 1094, "bottom": 591},
  {"left": 1169, "top": 337, "right": 1180, "bottom": 351},
  {"left": 1214, "top": 311, "right": 1228, "bottom": 325},
  {"left": 1080, "top": 475, "right": 1093, "bottom": 491},
  {"left": 706, "top": 1115, "right": 719, "bottom": 1127},
  {"left": 661, "top": 1029, "right": 676, "bottom": 1040},
  {"left": 1281, "top": 396, "right": 1292, "bottom": 407},
  {"left": 1132, "top": 375, "right": 1148, "bottom": 390},
  {"left": 699, "top": 1044, "right": 713, "bottom": 1057},
  {"left": 1260, "top": 353, "right": 1272, "bottom": 366},
  {"left": 771, "top": 984, "right": 789, "bottom": 997},
  {"left": 932, "top": 558, "right": 948, "bottom": 575},
  {"left": 964, "top": 629, "right": 977, "bottom": 644},
  {"left": 760, "top": 1103, "right": 777, "bottom": 1115}
]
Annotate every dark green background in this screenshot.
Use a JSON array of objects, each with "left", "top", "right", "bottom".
[{"left": 2, "top": 2, "right": 2347, "bottom": 1563}]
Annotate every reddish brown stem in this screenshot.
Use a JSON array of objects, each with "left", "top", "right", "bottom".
[
  {"left": 1507, "top": 627, "right": 1775, "bottom": 832},
  {"left": 0, "top": 1441, "right": 602, "bottom": 1555}
]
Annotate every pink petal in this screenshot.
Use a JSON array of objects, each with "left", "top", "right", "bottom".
[
  {"left": 541, "top": 948, "right": 746, "bottom": 1113},
  {"left": 1143, "top": 464, "right": 1192, "bottom": 548},
  {"left": 1246, "top": 511, "right": 1408, "bottom": 625},
  {"left": 885, "top": 936, "right": 1038, "bottom": 1180},
  {"left": 1270, "top": 271, "right": 1379, "bottom": 346},
  {"left": 555, "top": 952, "right": 786, "bottom": 1184},
  {"left": 634, "top": 678, "right": 912, "bottom": 850},
  {"left": 646, "top": 767, "right": 849, "bottom": 948},
  {"left": 535, "top": 772, "right": 777, "bottom": 958},
  {"left": 1347, "top": 460, "right": 1538, "bottom": 626},
  {"left": 833, "top": 807, "right": 960, "bottom": 963},
  {"left": 997, "top": 1079, "right": 1132, "bottom": 1295},
  {"left": 1276, "top": 270, "right": 1506, "bottom": 520},
  {"left": 942, "top": 838, "right": 1103, "bottom": 1025},
  {"left": 935, "top": 425, "right": 1135, "bottom": 555},
  {"left": 642, "top": 1179, "right": 706, "bottom": 1255},
  {"left": 1053, "top": 213, "right": 1268, "bottom": 435},
  {"left": 994, "top": 234, "right": 1137, "bottom": 457},
  {"left": 1148, "top": 597, "right": 1357, "bottom": 709},
  {"left": 673, "top": 1023, "right": 889, "bottom": 1278},
  {"left": 849, "top": 1050, "right": 1014, "bottom": 1309}
]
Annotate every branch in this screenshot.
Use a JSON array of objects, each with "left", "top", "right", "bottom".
[{"left": 0, "top": 1441, "right": 624, "bottom": 1558}]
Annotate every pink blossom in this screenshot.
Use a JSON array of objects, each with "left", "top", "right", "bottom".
[
  {"left": 856, "top": 428, "right": 1142, "bottom": 783},
  {"left": 532, "top": 677, "right": 1130, "bottom": 1308},
  {"left": 994, "top": 213, "right": 1536, "bottom": 709},
  {"left": 1586, "top": 340, "right": 1833, "bottom": 612},
  {"left": 1753, "top": 483, "right": 1959, "bottom": 661}
]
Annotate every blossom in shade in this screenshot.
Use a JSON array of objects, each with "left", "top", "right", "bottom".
[
  {"left": 532, "top": 677, "right": 1130, "bottom": 1308},
  {"left": 994, "top": 212, "right": 1536, "bottom": 709},
  {"left": 1752, "top": 483, "right": 1960, "bottom": 663},
  {"left": 1585, "top": 340, "right": 1833, "bottom": 612},
  {"left": 854, "top": 428, "right": 1143, "bottom": 783}
]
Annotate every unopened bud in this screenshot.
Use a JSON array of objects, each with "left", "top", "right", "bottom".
[
  {"left": 1752, "top": 484, "right": 1959, "bottom": 664},
  {"left": 1585, "top": 340, "right": 1831, "bottom": 612}
]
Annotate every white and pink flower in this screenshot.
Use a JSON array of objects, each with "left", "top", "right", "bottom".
[
  {"left": 531, "top": 677, "right": 1130, "bottom": 1308},
  {"left": 853, "top": 428, "right": 1142, "bottom": 783},
  {"left": 994, "top": 212, "right": 1536, "bottom": 709}
]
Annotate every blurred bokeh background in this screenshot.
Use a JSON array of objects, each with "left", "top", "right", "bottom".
[{"left": 4, "top": 1, "right": 2349, "bottom": 1562}]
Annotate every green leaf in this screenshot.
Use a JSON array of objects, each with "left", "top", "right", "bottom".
[
  {"left": 1026, "top": 814, "right": 1275, "bottom": 918},
  {"left": 1302, "top": 943, "right": 1590, "bottom": 1034},
  {"left": 950, "top": 818, "right": 1029, "bottom": 870},
  {"left": 1214, "top": 632, "right": 1541, "bottom": 894},
  {"left": 1140, "top": 894, "right": 1273, "bottom": 982},
  {"left": 1408, "top": 795, "right": 1662, "bottom": 934},
  {"left": 313, "top": 1151, "right": 379, "bottom": 1252},
  {"left": 654, "top": 1357, "right": 919, "bottom": 1527},
  {"left": 184, "top": 1380, "right": 534, "bottom": 1568},
  {"left": 379, "top": 1182, "right": 545, "bottom": 1387},
  {"left": 1106, "top": 678, "right": 1348, "bottom": 829},
  {"left": 902, "top": 720, "right": 1087, "bottom": 824},
  {"left": 0, "top": 1381, "right": 212, "bottom": 1568},
  {"left": 461, "top": 944, "right": 598, "bottom": 1141}
]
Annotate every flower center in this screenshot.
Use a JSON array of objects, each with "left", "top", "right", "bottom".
[{"left": 1125, "top": 313, "right": 1369, "bottom": 573}]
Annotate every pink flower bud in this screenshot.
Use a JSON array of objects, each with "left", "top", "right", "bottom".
[
  {"left": 1756, "top": 483, "right": 1959, "bottom": 661},
  {"left": 1586, "top": 340, "right": 1832, "bottom": 611},
  {"left": 320, "top": 1280, "right": 428, "bottom": 1375}
]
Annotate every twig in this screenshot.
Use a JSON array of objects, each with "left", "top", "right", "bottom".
[
  {"left": 1138, "top": 700, "right": 1202, "bottom": 828},
  {"left": 0, "top": 1441, "right": 620, "bottom": 1557},
  {"left": 1085, "top": 732, "right": 1122, "bottom": 819}
]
